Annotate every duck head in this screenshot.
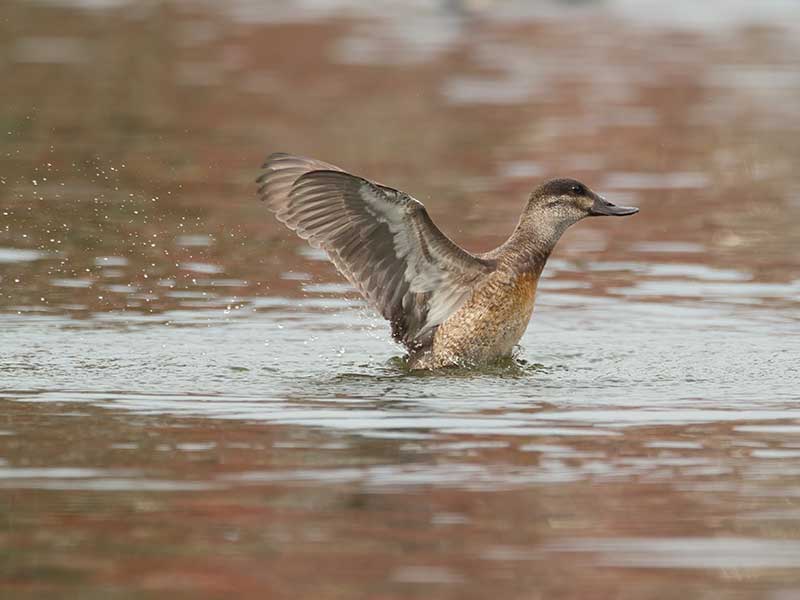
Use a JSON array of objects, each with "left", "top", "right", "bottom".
[{"left": 526, "top": 178, "right": 639, "bottom": 229}]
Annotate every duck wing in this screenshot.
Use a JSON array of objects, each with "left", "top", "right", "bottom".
[{"left": 258, "top": 153, "right": 493, "bottom": 350}]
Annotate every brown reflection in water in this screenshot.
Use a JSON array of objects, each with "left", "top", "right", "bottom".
[
  {"left": 2, "top": 3, "right": 800, "bottom": 599},
  {"left": 3, "top": 398, "right": 800, "bottom": 599},
  {"left": 0, "top": 2, "right": 799, "bottom": 316}
]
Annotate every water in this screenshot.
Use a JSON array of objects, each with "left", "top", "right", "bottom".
[{"left": 2, "top": 1, "right": 800, "bottom": 598}]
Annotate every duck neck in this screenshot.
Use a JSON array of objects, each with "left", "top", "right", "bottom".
[{"left": 496, "top": 215, "right": 570, "bottom": 277}]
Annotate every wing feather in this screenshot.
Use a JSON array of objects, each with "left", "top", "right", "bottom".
[{"left": 258, "top": 153, "right": 493, "bottom": 350}]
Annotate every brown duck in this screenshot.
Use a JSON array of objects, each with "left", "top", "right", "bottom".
[{"left": 258, "top": 153, "right": 638, "bottom": 370}]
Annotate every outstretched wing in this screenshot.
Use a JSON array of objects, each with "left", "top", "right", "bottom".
[{"left": 257, "top": 153, "right": 492, "bottom": 350}]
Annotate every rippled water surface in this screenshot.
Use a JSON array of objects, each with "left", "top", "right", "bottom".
[{"left": 2, "top": 1, "right": 800, "bottom": 598}]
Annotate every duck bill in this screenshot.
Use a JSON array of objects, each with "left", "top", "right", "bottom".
[{"left": 589, "top": 195, "right": 639, "bottom": 217}]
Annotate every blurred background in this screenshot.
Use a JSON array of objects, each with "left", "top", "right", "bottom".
[
  {"left": 2, "top": 0, "right": 799, "bottom": 313},
  {"left": 1, "top": 1, "right": 800, "bottom": 599}
]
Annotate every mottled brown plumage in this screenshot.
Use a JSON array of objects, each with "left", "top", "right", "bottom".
[{"left": 257, "top": 153, "right": 638, "bottom": 369}]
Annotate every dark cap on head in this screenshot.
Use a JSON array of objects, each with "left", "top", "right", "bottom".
[{"left": 531, "top": 178, "right": 588, "bottom": 199}]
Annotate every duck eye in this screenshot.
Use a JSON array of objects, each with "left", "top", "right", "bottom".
[{"left": 570, "top": 184, "right": 583, "bottom": 194}]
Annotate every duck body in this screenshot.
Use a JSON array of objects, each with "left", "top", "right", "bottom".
[
  {"left": 257, "top": 153, "right": 638, "bottom": 370},
  {"left": 410, "top": 260, "right": 541, "bottom": 369}
]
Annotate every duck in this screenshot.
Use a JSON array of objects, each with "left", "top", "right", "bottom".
[{"left": 257, "top": 153, "right": 638, "bottom": 370}]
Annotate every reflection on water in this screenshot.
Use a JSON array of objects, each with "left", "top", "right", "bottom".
[{"left": 2, "top": 0, "right": 800, "bottom": 598}]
